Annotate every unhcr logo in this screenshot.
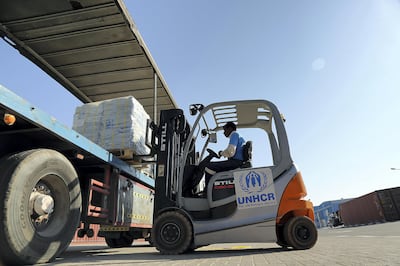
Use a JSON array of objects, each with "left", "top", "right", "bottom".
[
  {"left": 234, "top": 168, "right": 277, "bottom": 209},
  {"left": 239, "top": 171, "right": 268, "bottom": 193}
]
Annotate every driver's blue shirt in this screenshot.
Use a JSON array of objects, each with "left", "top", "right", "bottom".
[{"left": 229, "top": 131, "right": 245, "bottom": 161}]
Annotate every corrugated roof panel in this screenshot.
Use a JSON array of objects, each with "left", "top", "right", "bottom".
[
  {"left": 79, "top": 79, "right": 158, "bottom": 96},
  {"left": 4, "top": 4, "right": 122, "bottom": 39},
  {"left": 0, "top": 0, "right": 177, "bottom": 120},
  {"left": 43, "top": 41, "right": 143, "bottom": 66},
  {"left": 58, "top": 55, "right": 149, "bottom": 77}
]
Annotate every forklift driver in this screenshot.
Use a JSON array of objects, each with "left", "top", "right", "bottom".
[{"left": 204, "top": 122, "right": 245, "bottom": 187}]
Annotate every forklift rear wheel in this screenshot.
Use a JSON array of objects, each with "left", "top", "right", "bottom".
[
  {"left": 152, "top": 211, "right": 193, "bottom": 254},
  {"left": 283, "top": 216, "right": 317, "bottom": 250},
  {"left": 276, "top": 227, "right": 289, "bottom": 248},
  {"left": 0, "top": 149, "right": 81, "bottom": 265},
  {"left": 105, "top": 233, "right": 134, "bottom": 248}
]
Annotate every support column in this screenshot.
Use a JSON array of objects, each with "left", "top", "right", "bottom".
[{"left": 153, "top": 72, "right": 158, "bottom": 124}]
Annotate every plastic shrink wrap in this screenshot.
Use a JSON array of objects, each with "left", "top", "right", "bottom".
[{"left": 73, "top": 96, "right": 150, "bottom": 155}]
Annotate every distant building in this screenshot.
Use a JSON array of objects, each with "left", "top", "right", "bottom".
[{"left": 314, "top": 199, "right": 352, "bottom": 228}]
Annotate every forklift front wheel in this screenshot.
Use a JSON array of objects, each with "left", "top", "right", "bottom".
[
  {"left": 152, "top": 211, "right": 193, "bottom": 254},
  {"left": 283, "top": 216, "right": 318, "bottom": 250}
]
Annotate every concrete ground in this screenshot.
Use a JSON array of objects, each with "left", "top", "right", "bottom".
[{"left": 50, "top": 221, "right": 400, "bottom": 266}]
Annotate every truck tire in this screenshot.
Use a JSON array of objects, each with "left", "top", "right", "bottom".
[
  {"left": 152, "top": 211, "right": 193, "bottom": 254},
  {"left": 0, "top": 149, "right": 82, "bottom": 265},
  {"left": 283, "top": 216, "right": 317, "bottom": 250},
  {"left": 105, "top": 233, "right": 134, "bottom": 248}
]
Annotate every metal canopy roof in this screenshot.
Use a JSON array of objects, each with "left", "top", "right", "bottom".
[{"left": 0, "top": 0, "right": 178, "bottom": 120}]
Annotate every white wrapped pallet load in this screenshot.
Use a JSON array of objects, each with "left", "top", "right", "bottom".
[
  {"left": 72, "top": 101, "right": 103, "bottom": 145},
  {"left": 72, "top": 96, "right": 150, "bottom": 156}
]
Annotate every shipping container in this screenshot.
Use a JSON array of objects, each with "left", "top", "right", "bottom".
[
  {"left": 339, "top": 187, "right": 400, "bottom": 226},
  {"left": 377, "top": 187, "right": 400, "bottom": 222}
]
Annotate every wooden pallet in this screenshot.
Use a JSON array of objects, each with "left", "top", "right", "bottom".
[
  {"left": 109, "top": 149, "right": 155, "bottom": 178},
  {"left": 109, "top": 149, "right": 135, "bottom": 160}
]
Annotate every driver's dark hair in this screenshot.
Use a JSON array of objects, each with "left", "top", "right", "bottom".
[{"left": 223, "top": 121, "right": 237, "bottom": 131}]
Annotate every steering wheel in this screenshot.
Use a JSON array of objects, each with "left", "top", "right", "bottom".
[{"left": 207, "top": 148, "right": 219, "bottom": 158}]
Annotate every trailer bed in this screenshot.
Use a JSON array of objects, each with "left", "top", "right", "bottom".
[{"left": 0, "top": 84, "right": 154, "bottom": 188}]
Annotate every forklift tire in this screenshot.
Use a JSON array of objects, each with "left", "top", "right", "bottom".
[
  {"left": 105, "top": 234, "right": 134, "bottom": 248},
  {"left": 276, "top": 224, "right": 289, "bottom": 248},
  {"left": 0, "top": 149, "right": 82, "bottom": 265},
  {"left": 283, "top": 216, "right": 318, "bottom": 250},
  {"left": 152, "top": 211, "right": 193, "bottom": 254}
]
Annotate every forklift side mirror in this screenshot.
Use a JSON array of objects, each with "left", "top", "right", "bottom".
[
  {"left": 189, "top": 104, "right": 204, "bottom": 116},
  {"left": 190, "top": 106, "right": 197, "bottom": 116}
]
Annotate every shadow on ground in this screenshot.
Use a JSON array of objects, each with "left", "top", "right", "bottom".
[{"left": 53, "top": 244, "right": 292, "bottom": 264}]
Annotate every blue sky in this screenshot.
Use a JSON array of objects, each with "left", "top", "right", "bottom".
[{"left": 1, "top": 0, "right": 400, "bottom": 205}]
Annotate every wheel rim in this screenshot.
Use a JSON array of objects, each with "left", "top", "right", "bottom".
[
  {"left": 30, "top": 182, "right": 54, "bottom": 228},
  {"left": 160, "top": 222, "right": 181, "bottom": 244},
  {"left": 29, "top": 174, "right": 69, "bottom": 237},
  {"left": 295, "top": 224, "right": 310, "bottom": 241}
]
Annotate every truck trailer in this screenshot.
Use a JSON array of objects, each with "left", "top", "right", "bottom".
[
  {"left": 0, "top": 85, "right": 156, "bottom": 264},
  {"left": 0, "top": 0, "right": 176, "bottom": 264}
]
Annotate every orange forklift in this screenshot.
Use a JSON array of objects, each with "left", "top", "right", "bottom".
[{"left": 150, "top": 99, "right": 317, "bottom": 253}]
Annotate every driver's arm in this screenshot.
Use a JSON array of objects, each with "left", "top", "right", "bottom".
[
  {"left": 219, "top": 144, "right": 236, "bottom": 158},
  {"left": 219, "top": 132, "right": 239, "bottom": 158}
]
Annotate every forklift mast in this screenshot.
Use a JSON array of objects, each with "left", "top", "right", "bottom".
[{"left": 153, "top": 109, "right": 190, "bottom": 214}]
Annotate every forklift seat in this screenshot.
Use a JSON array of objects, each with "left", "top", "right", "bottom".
[{"left": 241, "top": 141, "right": 252, "bottom": 168}]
